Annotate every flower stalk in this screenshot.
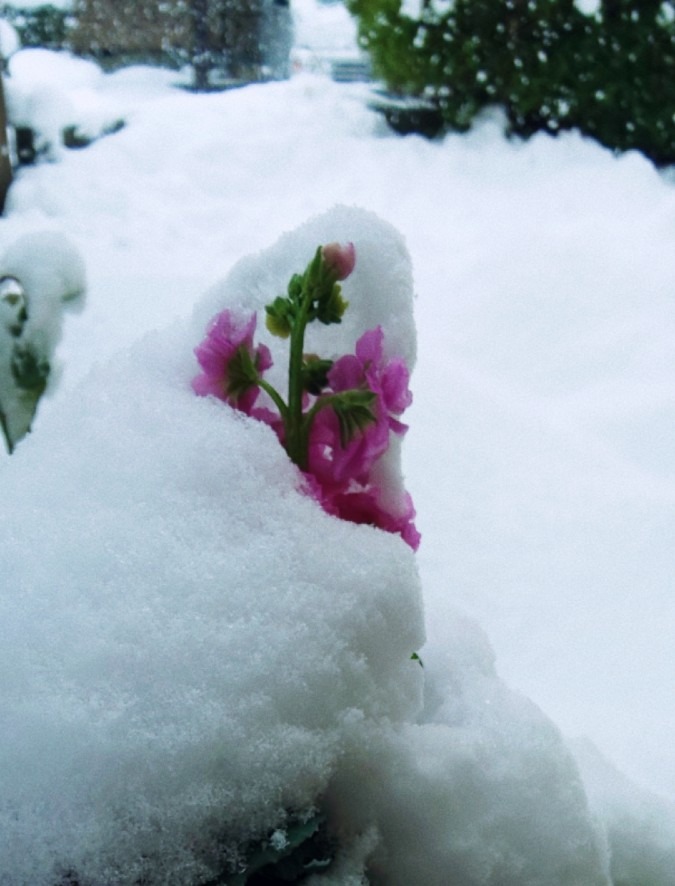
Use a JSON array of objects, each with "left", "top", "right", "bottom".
[
  {"left": 192, "top": 241, "right": 420, "bottom": 549},
  {"left": 265, "top": 244, "right": 354, "bottom": 470}
]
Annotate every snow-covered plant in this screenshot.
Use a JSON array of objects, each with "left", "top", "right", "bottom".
[
  {"left": 0, "top": 232, "right": 86, "bottom": 454},
  {"left": 0, "top": 276, "right": 33, "bottom": 453},
  {"left": 193, "top": 242, "right": 420, "bottom": 549}
]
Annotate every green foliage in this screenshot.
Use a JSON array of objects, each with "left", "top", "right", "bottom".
[
  {"left": 224, "top": 344, "right": 264, "bottom": 405},
  {"left": 329, "top": 389, "right": 378, "bottom": 447},
  {"left": 301, "top": 355, "right": 333, "bottom": 395},
  {"left": 222, "top": 813, "right": 335, "bottom": 884},
  {"left": 348, "top": 0, "right": 675, "bottom": 165},
  {"left": 11, "top": 341, "right": 49, "bottom": 395},
  {"left": 262, "top": 245, "right": 363, "bottom": 469},
  {"left": 1, "top": 4, "right": 72, "bottom": 49},
  {"left": 53, "top": 814, "right": 337, "bottom": 885}
]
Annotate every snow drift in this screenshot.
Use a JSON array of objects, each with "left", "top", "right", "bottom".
[{"left": 0, "top": 207, "right": 624, "bottom": 884}]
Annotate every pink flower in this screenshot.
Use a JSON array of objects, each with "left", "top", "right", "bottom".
[
  {"left": 305, "top": 326, "right": 419, "bottom": 549},
  {"left": 304, "top": 475, "right": 420, "bottom": 551},
  {"left": 330, "top": 326, "right": 412, "bottom": 420},
  {"left": 332, "top": 487, "right": 421, "bottom": 551},
  {"left": 308, "top": 326, "right": 412, "bottom": 484},
  {"left": 192, "top": 309, "right": 272, "bottom": 414},
  {"left": 308, "top": 404, "right": 389, "bottom": 487},
  {"left": 322, "top": 242, "right": 356, "bottom": 281}
]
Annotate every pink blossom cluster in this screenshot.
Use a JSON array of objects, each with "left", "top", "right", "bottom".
[
  {"left": 306, "top": 327, "right": 420, "bottom": 550},
  {"left": 192, "top": 243, "right": 419, "bottom": 550}
]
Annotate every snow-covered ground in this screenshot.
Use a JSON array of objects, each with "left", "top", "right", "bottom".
[{"left": 1, "top": 14, "right": 675, "bottom": 883}]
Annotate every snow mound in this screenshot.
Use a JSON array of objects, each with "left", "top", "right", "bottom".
[
  {"left": 323, "top": 607, "right": 611, "bottom": 885},
  {"left": 0, "top": 206, "right": 636, "bottom": 884},
  {"left": 0, "top": 207, "right": 424, "bottom": 884},
  {"left": 5, "top": 49, "right": 123, "bottom": 157}
]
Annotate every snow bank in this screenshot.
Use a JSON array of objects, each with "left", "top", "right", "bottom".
[
  {"left": 0, "top": 18, "right": 19, "bottom": 61},
  {"left": 1, "top": 46, "right": 674, "bottom": 878},
  {"left": 325, "top": 609, "right": 610, "bottom": 885},
  {"left": 5, "top": 49, "right": 124, "bottom": 157},
  {"left": 0, "top": 208, "right": 424, "bottom": 883},
  {"left": 574, "top": 739, "right": 675, "bottom": 885},
  {"left": 0, "top": 206, "right": 618, "bottom": 884}
]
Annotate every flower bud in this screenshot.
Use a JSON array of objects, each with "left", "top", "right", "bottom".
[{"left": 322, "top": 242, "right": 356, "bottom": 281}]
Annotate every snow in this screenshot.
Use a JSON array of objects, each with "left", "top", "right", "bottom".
[
  {"left": 0, "top": 31, "right": 674, "bottom": 884},
  {"left": 0, "top": 215, "right": 426, "bottom": 882},
  {"left": 574, "top": 0, "right": 601, "bottom": 16},
  {"left": 291, "top": 0, "right": 367, "bottom": 77},
  {"left": 0, "top": 18, "right": 19, "bottom": 61},
  {"left": 6, "top": 50, "right": 123, "bottom": 157},
  {"left": 292, "top": 0, "right": 358, "bottom": 52}
]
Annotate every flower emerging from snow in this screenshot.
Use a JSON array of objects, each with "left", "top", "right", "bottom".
[
  {"left": 308, "top": 327, "right": 410, "bottom": 486},
  {"left": 307, "top": 326, "right": 419, "bottom": 549},
  {"left": 192, "top": 245, "right": 419, "bottom": 549},
  {"left": 192, "top": 310, "right": 272, "bottom": 414}
]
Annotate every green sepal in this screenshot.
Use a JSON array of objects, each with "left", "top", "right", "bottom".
[
  {"left": 315, "top": 282, "right": 349, "bottom": 327},
  {"left": 225, "top": 344, "right": 261, "bottom": 402},
  {"left": 301, "top": 356, "right": 333, "bottom": 395},
  {"left": 287, "top": 272, "right": 304, "bottom": 302},
  {"left": 331, "top": 389, "right": 377, "bottom": 447}
]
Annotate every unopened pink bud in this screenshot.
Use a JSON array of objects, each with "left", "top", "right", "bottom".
[{"left": 322, "top": 242, "right": 356, "bottom": 281}]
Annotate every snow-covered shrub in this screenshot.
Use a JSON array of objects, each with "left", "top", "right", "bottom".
[
  {"left": 0, "top": 230, "right": 85, "bottom": 452},
  {"left": 0, "top": 16, "right": 20, "bottom": 60},
  {"left": 348, "top": 0, "right": 675, "bottom": 166},
  {"left": 5, "top": 49, "right": 125, "bottom": 160},
  {"left": 3, "top": 3, "right": 73, "bottom": 51}
]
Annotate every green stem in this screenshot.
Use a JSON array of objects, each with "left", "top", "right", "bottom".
[
  {"left": 295, "top": 394, "right": 337, "bottom": 467},
  {"left": 276, "top": 247, "right": 334, "bottom": 470},
  {"left": 258, "top": 378, "right": 288, "bottom": 422},
  {"left": 286, "top": 298, "right": 310, "bottom": 468}
]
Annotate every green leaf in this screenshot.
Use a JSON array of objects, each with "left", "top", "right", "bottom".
[
  {"left": 11, "top": 342, "right": 50, "bottom": 395},
  {"left": 213, "top": 813, "right": 334, "bottom": 886}
]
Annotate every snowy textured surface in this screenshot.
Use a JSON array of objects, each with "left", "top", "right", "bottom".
[
  {"left": 0, "top": 209, "right": 426, "bottom": 883},
  {"left": 0, "top": 23, "right": 675, "bottom": 884},
  {"left": 0, "top": 206, "right": 611, "bottom": 885}
]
